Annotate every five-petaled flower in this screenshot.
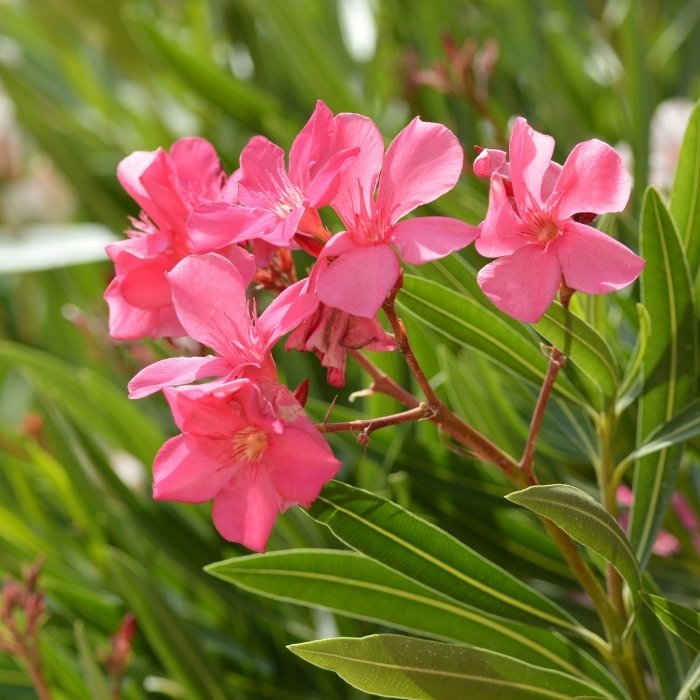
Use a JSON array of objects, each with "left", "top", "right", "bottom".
[
  {"left": 474, "top": 117, "right": 644, "bottom": 322},
  {"left": 153, "top": 378, "right": 340, "bottom": 551}
]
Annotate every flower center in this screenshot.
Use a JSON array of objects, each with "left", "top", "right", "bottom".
[
  {"left": 526, "top": 210, "right": 560, "bottom": 244},
  {"left": 232, "top": 426, "right": 268, "bottom": 464}
]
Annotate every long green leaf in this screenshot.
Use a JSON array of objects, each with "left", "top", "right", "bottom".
[
  {"left": 288, "top": 634, "right": 610, "bottom": 699},
  {"left": 630, "top": 187, "right": 697, "bottom": 568},
  {"left": 623, "top": 397, "right": 700, "bottom": 462},
  {"left": 506, "top": 484, "right": 642, "bottom": 607},
  {"left": 307, "top": 480, "right": 578, "bottom": 630},
  {"left": 671, "top": 99, "right": 700, "bottom": 276},
  {"left": 398, "top": 275, "right": 586, "bottom": 409},
  {"left": 207, "top": 550, "right": 622, "bottom": 697},
  {"left": 534, "top": 301, "right": 620, "bottom": 401},
  {"left": 73, "top": 620, "right": 110, "bottom": 700},
  {"left": 644, "top": 594, "right": 700, "bottom": 653}
]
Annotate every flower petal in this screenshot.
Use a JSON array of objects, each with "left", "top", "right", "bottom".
[
  {"left": 167, "top": 253, "right": 251, "bottom": 356},
  {"left": 153, "top": 434, "right": 235, "bottom": 503},
  {"left": 475, "top": 176, "right": 530, "bottom": 257},
  {"left": 508, "top": 117, "right": 555, "bottom": 208},
  {"left": 377, "top": 117, "right": 464, "bottom": 224},
  {"left": 128, "top": 355, "right": 231, "bottom": 399},
  {"left": 259, "top": 280, "right": 318, "bottom": 349},
  {"left": 211, "top": 474, "right": 280, "bottom": 551},
  {"left": 168, "top": 137, "right": 224, "bottom": 198},
  {"left": 555, "top": 221, "right": 645, "bottom": 293},
  {"left": 549, "top": 139, "right": 632, "bottom": 218},
  {"left": 266, "top": 427, "right": 340, "bottom": 505},
  {"left": 315, "top": 242, "right": 400, "bottom": 318},
  {"left": 330, "top": 113, "right": 384, "bottom": 228},
  {"left": 390, "top": 216, "right": 478, "bottom": 264},
  {"left": 477, "top": 244, "right": 562, "bottom": 323},
  {"left": 288, "top": 100, "right": 336, "bottom": 189},
  {"left": 187, "top": 202, "right": 264, "bottom": 250}
]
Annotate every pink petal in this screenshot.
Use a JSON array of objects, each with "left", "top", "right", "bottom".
[
  {"left": 475, "top": 176, "right": 530, "bottom": 257},
  {"left": 549, "top": 139, "right": 632, "bottom": 218},
  {"left": 153, "top": 435, "right": 235, "bottom": 503},
  {"left": 304, "top": 146, "right": 359, "bottom": 207},
  {"left": 186, "top": 202, "right": 264, "bottom": 250},
  {"left": 508, "top": 117, "right": 555, "bottom": 208},
  {"left": 211, "top": 474, "right": 280, "bottom": 551},
  {"left": 266, "top": 428, "right": 340, "bottom": 506},
  {"left": 105, "top": 278, "right": 183, "bottom": 340},
  {"left": 259, "top": 280, "right": 319, "bottom": 349},
  {"left": 128, "top": 355, "right": 231, "bottom": 399},
  {"left": 288, "top": 100, "right": 336, "bottom": 189},
  {"left": 473, "top": 148, "right": 508, "bottom": 179},
  {"left": 477, "top": 244, "right": 562, "bottom": 323},
  {"left": 118, "top": 256, "right": 175, "bottom": 309},
  {"left": 117, "top": 150, "right": 159, "bottom": 215},
  {"left": 315, "top": 242, "right": 401, "bottom": 318},
  {"left": 168, "top": 137, "right": 224, "bottom": 196},
  {"left": 223, "top": 245, "right": 256, "bottom": 287},
  {"left": 391, "top": 216, "right": 479, "bottom": 264},
  {"left": 237, "top": 137, "right": 292, "bottom": 209},
  {"left": 167, "top": 253, "right": 251, "bottom": 356},
  {"left": 377, "top": 118, "right": 464, "bottom": 224},
  {"left": 555, "top": 221, "right": 645, "bottom": 294},
  {"left": 330, "top": 113, "right": 384, "bottom": 228}
]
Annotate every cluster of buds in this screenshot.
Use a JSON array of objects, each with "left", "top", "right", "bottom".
[
  {"left": 1, "top": 559, "right": 50, "bottom": 700},
  {"left": 106, "top": 101, "right": 643, "bottom": 551}
]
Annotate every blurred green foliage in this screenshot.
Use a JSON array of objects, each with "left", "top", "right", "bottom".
[{"left": 0, "top": 0, "right": 699, "bottom": 698}]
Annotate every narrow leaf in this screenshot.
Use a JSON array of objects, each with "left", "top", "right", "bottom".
[
  {"left": 671, "top": 99, "right": 700, "bottom": 275},
  {"left": 506, "top": 484, "right": 642, "bottom": 607},
  {"left": 288, "top": 634, "right": 610, "bottom": 699},
  {"left": 307, "top": 481, "right": 578, "bottom": 630},
  {"left": 534, "top": 301, "right": 620, "bottom": 401},
  {"left": 399, "top": 275, "right": 586, "bottom": 409},
  {"left": 73, "top": 620, "right": 110, "bottom": 700},
  {"left": 644, "top": 594, "right": 700, "bottom": 653},
  {"left": 207, "top": 550, "right": 622, "bottom": 697},
  {"left": 630, "top": 188, "right": 697, "bottom": 568}
]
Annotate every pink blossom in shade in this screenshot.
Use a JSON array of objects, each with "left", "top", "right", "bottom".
[
  {"left": 314, "top": 114, "right": 479, "bottom": 318},
  {"left": 475, "top": 117, "right": 645, "bottom": 323},
  {"left": 106, "top": 137, "right": 253, "bottom": 340},
  {"left": 616, "top": 485, "right": 680, "bottom": 557},
  {"left": 153, "top": 378, "right": 341, "bottom": 551},
  {"left": 287, "top": 302, "right": 397, "bottom": 388},
  {"left": 187, "top": 100, "right": 358, "bottom": 251},
  {"left": 128, "top": 252, "right": 318, "bottom": 399}
]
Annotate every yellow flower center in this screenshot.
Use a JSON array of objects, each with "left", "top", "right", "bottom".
[{"left": 232, "top": 426, "right": 268, "bottom": 464}]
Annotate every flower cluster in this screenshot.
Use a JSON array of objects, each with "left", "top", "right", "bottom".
[{"left": 107, "top": 104, "right": 643, "bottom": 550}]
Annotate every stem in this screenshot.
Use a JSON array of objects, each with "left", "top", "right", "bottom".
[
  {"left": 349, "top": 349, "right": 419, "bottom": 409},
  {"left": 318, "top": 405, "right": 433, "bottom": 437},
  {"left": 519, "top": 345, "right": 566, "bottom": 482}
]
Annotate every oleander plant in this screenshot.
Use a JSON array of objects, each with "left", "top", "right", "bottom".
[{"left": 1, "top": 2, "right": 700, "bottom": 699}]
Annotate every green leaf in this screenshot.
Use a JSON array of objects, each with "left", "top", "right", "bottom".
[
  {"left": 207, "top": 550, "right": 622, "bottom": 697},
  {"left": 644, "top": 594, "right": 700, "bottom": 653},
  {"left": 398, "top": 275, "right": 586, "bottom": 410},
  {"left": 671, "top": 99, "right": 700, "bottom": 276},
  {"left": 616, "top": 303, "right": 652, "bottom": 412},
  {"left": 636, "top": 576, "right": 689, "bottom": 700},
  {"left": 623, "top": 397, "right": 700, "bottom": 462},
  {"left": 533, "top": 301, "right": 620, "bottom": 402},
  {"left": 506, "top": 484, "right": 642, "bottom": 607},
  {"left": 73, "top": 620, "right": 109, "bottom": 700},
  {"left": 307, "top": 481, "right": 578, "bottom": 630},
  {"left": 107, "top": 549, "right": 228, "bottom": 700},
  {"left": 630, "top": 188, "right": 698, "bottom": 569},
  {"left": 675, "top": 655, "right": 700, "bottom": 700},
  {"left": 288, "top": 634, "right": 610, "bottom": 699}
]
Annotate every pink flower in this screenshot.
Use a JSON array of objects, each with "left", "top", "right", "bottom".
[
  {"left": 106, "top": 137, "right": 248, "bottom": 340},
  {"left": 314, "top": 115, "right": 479, "bottom": 318},
  {"left": 475, "top": 117, "right": 644, "bottom": 323},
  {"left": 153, "top": 378, "right": 340, "bottom": 551},
  {"left": 128, "top": 252, "right": 317, "bottom": 399},
  {"left": 187, "top": 100, "right": 356, "bottom": 250}
]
